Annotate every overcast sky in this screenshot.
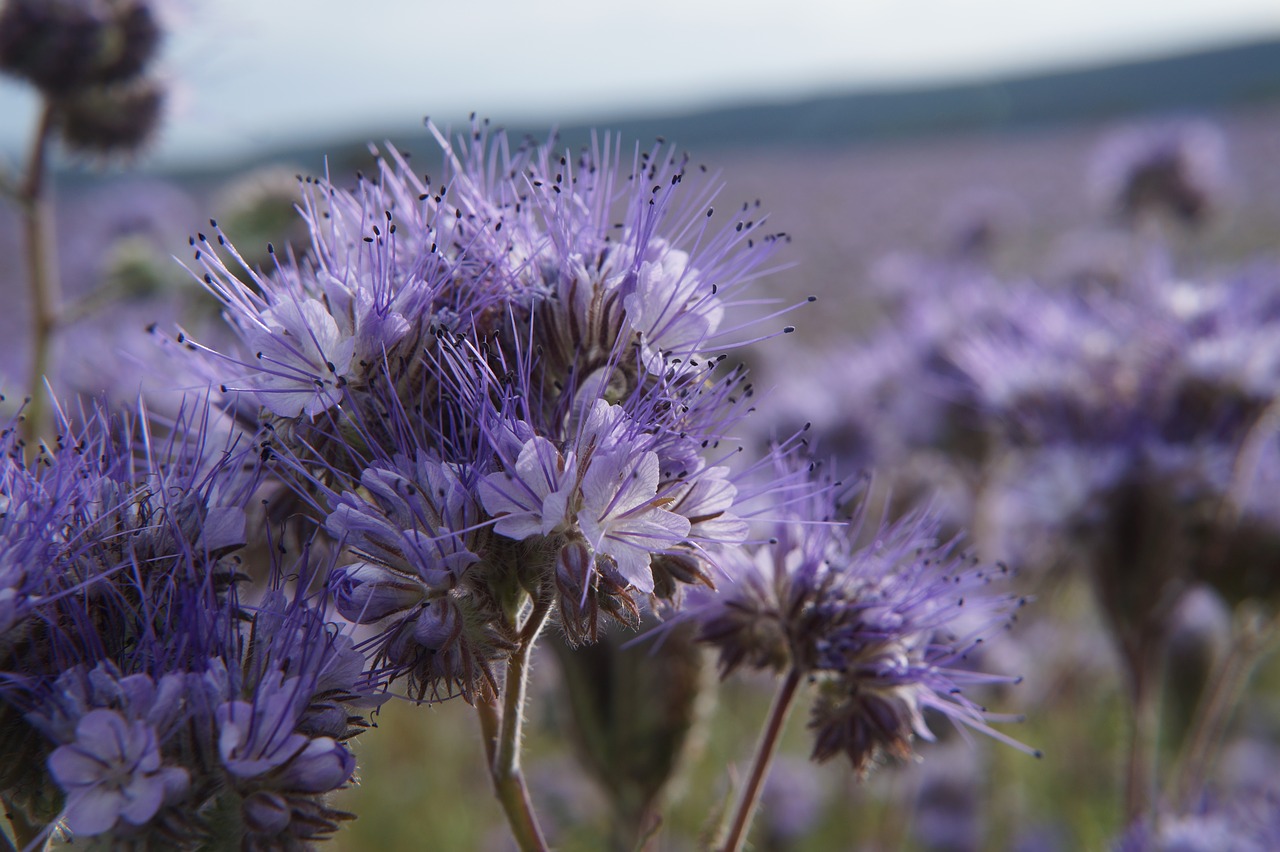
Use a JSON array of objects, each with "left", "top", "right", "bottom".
[{"left": 2, "top": 0, "right": 1279, "bottom": 168}]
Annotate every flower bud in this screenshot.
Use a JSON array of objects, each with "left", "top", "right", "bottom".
[
  {"left": 649, "top": 550, "right": 715, "bottom": 602},
  {"left": 410, "top": 598, "right": 459, "bottom": 649},
  {"left": 330, "top": 562, "right": 425, "bottom": 624},
  {"left": 242, "top": 791, "right": 291, "bottom": 836},
  {"left": 0, "top": 0, "right": 161, "bottom": 94},
  {"left": 277, "top": 738, "right": 356, "bottom": 794},
  {"left": 555, "top": 539, "right": 639, "bottom": 646},
  {"left": 56, "top": 75, "right": 165, "bottom": 158},
  {"left": 808, "top": 675, "right": 929, "bottom": 773}
]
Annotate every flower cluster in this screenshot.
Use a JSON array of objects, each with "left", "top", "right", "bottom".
[
  {"left": 179, "top": 120, "right": 807, "bottom": 701},
  {"left": 685, "top": 466, "right": 1031, "bottom": 773},
  {"left": 1088, "top": 119, "right": 1230, "bottom": 228},
  {"left": 0, "top": 398, "right": 380, "bottom": 848},
  {"left": 746, "top": 255, "right": 1028, "bottom": 546},
  {"left": 955, "top": 262, "right": 1280, "bottom": 649}
]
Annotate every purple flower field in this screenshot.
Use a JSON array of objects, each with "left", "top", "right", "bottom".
[{"left": 2, "top": 5, "right": 1280, "bottom": 849}]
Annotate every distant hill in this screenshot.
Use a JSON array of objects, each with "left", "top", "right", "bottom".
[
  {"left": 526, "top": 36, "right": 1280, "bottom": 152},
  {"left": 175, "top": 36, "right": 1280, "bottom": 180}
]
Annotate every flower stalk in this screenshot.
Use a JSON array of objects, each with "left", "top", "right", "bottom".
[
  {"left": 1169, "top": 606, "right": 1279, "bottom": 809},
  {"left": 1122, "top": 639, "right": 1165, "bottom": 826},
  {"left": 18, "top": 99, "right": 61, "bottom": 454},
  {"left": 480, "top": 592, "right": 554, "bottom": 852},
  {"left": 717, "top": 666, "right": 802, "bottom": 852}
]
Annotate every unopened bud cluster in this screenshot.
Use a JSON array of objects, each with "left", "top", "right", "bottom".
[{"left": 0, "top": 0, "right": 165, "bottom": 156}]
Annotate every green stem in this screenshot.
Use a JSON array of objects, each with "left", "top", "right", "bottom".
[
  {"left": 1170, "top": 608, "right": 1278, "bottom": 809},
  {"left": 1123, "top": 641, "right": 1163, "bottom": 826},
  {"left": 18, "top": 100, "right": 61, "bottom": 455},
  {"left": 480, "top": 594, "right": 553, "bottom": 852},
  {"left": 717, "top": 667, "right": 802, "bottom": 852}
]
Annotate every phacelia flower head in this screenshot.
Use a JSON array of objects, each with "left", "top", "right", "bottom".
[
  {"left": 1089, "top": 118, "right": 1230, "bottom": 228},
  {"left": 0, "top": 393, "right": 253, "bottom": 670},
  {"left": 0, "top": 394, "right": 259, "bottom": 837},
  {"left": 0, "top": 390, "right": 383, "bottom": 847},
  {"left": 324, "top": 448, "right": 512, "bottom": 703},
  {"left": 957, "top": 261, "right": 1280, "bottom": 620},
  {"left": 194, "top": 558, "right": 380, "bottom": 851},
  {"left": 186, "top": 118, "right": 809, "bottom": 670},
  {"left": 686, "top": 460, "right": 1032, "bottom": 773},
  {"left": 154, "top": 559, "right": 376, "bottom": 849}
]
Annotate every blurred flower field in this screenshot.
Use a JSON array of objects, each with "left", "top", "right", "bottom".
[{"left": 315, "top": 108, "right": 1280, "bottom": 849}]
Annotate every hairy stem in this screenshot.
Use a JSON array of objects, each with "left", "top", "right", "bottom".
[
  {"left": 19, "top": 100, "right": 61, "bottom": 453},
  {"left": 477, "top": 695, "right": 500, "bottom": 766},
  {"left": 480, "top": 594, "right": 553, "bottom": 852},
  {"left": 718, "top": 667, "right": 802, "bottom": 852}
]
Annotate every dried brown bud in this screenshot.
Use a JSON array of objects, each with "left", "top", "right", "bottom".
[{"left": 808, "top": 674, "right": 926, "bottom": 773}]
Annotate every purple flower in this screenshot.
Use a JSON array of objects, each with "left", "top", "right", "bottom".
[
  {"left": 328, "top": 456, "right": 481, "bottom": 598},
  {"left": 216, "top": 673, "right": 311, "bottom": 778},
  {"left": 576, "top": 440, "right": 692, "bottom": 590},
  {"left": 195, "top": 570, "right": 373, "bottom": 845},
  {"left": 48, "top": 708, "right": 188, "bottom": 836},
  {"left": 216, "top": 695, "right": 359, "bottom": 846},
  {"left": 274, "top": 736, "right": 357, "bottom": 794},
  {"left": 624, "top": 240, "right": 725, "bottom": 374},
  {"left": 323, "top": 451, "right": 508, "bottom": 702},
  {"left": 210, "top": 678, "right": 359, "bottom": 839},
  {"left": 477, "top": 433, "right": 576, "bottom": 542},
  {"left": 0, "top": 481, "right": 59, "bottom": 639},
  {"left": 242, "top": 298, "right": 357, "bottom": 418},
  {"left": 181, "top": 137, "right": 504, "bottom": 430},
  {"left": 184, "top": 119, "right": 813, "bottom": 706},
  {"left": 479, "top": 400, "right": 692, "bottom": 593},
  {"left": 216, "top": 676, "right": 355, "bottom": 792},
  {"left": 0, "top": 383, "right": 380, "bottom": 847},
  {"left": 687, "top": 467, "right": 1032, "bottom": 772},
  {"left": 27, "top": 666, "right": 187, "bottom": 747},
  {"left": 0, "top": 394, "right": 255, "bottom": 687},
  {"left": 956, "top": 262, "right": 1280, "bottom": 624},
  {"left": 1088, "top": 118, "right": 1230, "bottom": 226}
]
